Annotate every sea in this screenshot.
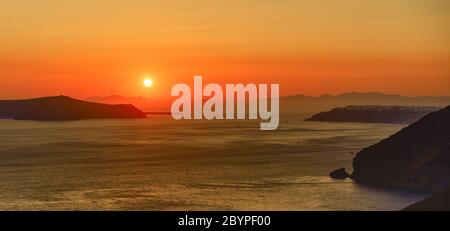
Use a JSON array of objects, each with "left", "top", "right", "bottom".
[{"left": 0, "top": 116, "right": 428, "bottom": 210}]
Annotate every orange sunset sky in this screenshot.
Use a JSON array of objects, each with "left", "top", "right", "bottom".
[{"left": 0, "top": 0, "right": 449, "bottom": 100}]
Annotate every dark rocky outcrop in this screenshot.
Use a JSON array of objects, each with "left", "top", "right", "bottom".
[
  {"left": 306, "top": 105, "right": 440, "bottom": 124},
  {"left": 351, "top": 106, "right": 450, "bottom": 192},
  {"left": 403, "top": 186, "right": 450, "bottom": 211},
  {"left": 329, "top": 168, "right": 350, "bottom": 179},
  {"left": 0, "top": 95, "right": 146, "bottom": 120}
]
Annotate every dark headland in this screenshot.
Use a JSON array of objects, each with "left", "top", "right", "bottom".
[
  {"left": 331, "top": 106, "right": 450, "bottom": 210},
  {"left": 403, "top": 186, "right": 450, "bottom": 211},
  {"left": 0, "top": 95, "right": 146, "bottom": 120},
  {"left": 351, "top": 106, "right": 450, "bottom": 192},
  {"left": 306, "top": 105, "right": 440, "bottom": 124}
]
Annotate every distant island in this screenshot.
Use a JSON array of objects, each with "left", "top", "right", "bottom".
[
  {"left": 283, "top": 92, "right": 450, "bottom": 107},
  {"left": 0, "top": 95, "right": 146, "bottom": 120},
  {"left": 145, "top": 112, "right": 172, "bottom": 115},
  {"left": 83, "top": 92, "right": 450, "bottom": 119},
  {"left": 305, "top": 105, "right": 440, "bottom": 124},
  {"left": 86, "top": 95, "right": 171, "bottom": 112}
]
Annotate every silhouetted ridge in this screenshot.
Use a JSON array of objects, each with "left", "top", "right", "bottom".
[
  {"left": 282, "top": 92, "right": 450, "bottom": 107},
  {"left": 0, "top": 95, "right": 146, "bottom": 120},
  {"left": 351, "top": 106, "right": 450, "bottom": 192},
  {"left": 306, "top": 105, "right": 440, "bottom": 124},
  {"left": 403, "top": 186, "right": 450, "bottom": 210}
]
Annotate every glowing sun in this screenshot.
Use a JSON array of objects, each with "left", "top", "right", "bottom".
[{"left": 143, "top": 78, "right": 153, "bottom": 87}]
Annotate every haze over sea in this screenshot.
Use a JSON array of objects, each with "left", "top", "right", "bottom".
[{"left": 0, "top": 116, "right": 427, "bottom": 210}]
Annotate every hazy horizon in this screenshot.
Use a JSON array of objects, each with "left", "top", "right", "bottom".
[{"left": 2, "top": 90, "right": 450, "bottom": 101}]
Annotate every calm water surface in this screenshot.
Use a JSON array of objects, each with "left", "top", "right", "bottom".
[{"left": 0, "top": 116, "right": 428, "bottom": 210}]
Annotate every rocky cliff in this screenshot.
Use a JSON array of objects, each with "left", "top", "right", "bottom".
[{"left": 351, "top": 106, "right": 450, "bottom": 192}]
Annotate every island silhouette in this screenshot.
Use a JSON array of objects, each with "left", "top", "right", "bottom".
[
  {"left": 306, "top": 105, "right": 441, "bottom": 124},
  {"left": 0, "top": 95, "right": 146, "bottom": 120}
]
